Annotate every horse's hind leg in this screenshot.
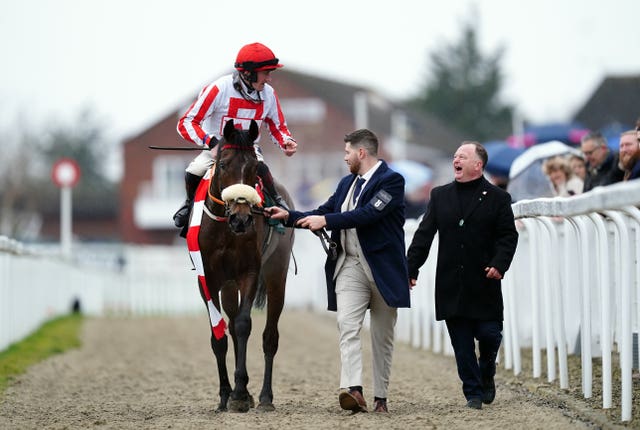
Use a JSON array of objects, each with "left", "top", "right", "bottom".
[
  {"left": 257, "top": 276, "right": 286, "bottom": 412},
  {"left": 211, "top": 333, "right": 232, "bottom": 412}
]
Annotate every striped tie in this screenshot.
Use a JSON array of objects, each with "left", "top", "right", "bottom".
[{"left": 352, "top": 177, "right": 365, "bottom": 204}]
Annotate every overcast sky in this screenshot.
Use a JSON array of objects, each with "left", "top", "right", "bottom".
[{"left": 1, "top": 0, "right": 638, "bottom": 143}]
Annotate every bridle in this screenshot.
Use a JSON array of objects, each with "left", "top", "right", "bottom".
[
  {"left": 203, "top": 126, "right": 337, "bottom": 261},
  {"left": 205, "top": 138, "right": 262, "bottom": 223}
]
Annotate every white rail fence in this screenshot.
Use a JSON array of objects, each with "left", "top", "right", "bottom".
[{"left": 1, "top": 181, "right": 639, "bottom": 421}]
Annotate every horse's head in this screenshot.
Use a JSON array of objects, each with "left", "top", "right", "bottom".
[{"left": 213, "top": 119, "right": 261, "bottom": 234}]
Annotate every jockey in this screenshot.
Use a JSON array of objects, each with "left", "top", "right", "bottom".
[{"left": 174, "top": 42, "right": 298, "bottom": 235}]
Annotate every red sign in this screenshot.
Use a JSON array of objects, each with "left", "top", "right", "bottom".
[{"left": 51, "top": 158, "right": 81, "bottom": 188}]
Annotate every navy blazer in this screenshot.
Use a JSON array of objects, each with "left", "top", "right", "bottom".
[{"left": 286, "top": 160, "right": 410, "bottom": 311}]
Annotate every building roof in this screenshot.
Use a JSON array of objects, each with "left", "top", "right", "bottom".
[{"left": 573, "top": 74, "right": 640, "bottom": 130}]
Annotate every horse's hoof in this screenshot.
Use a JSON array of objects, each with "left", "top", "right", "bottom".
[
  {"left": 215, "top": 405, "right": 227, "bottom": 413},
  {"left": 256, "top": 402, "right": 276, "bottom": 412},
  {"left": 228, "top": 398, "right": 251, "bottom": 413}
]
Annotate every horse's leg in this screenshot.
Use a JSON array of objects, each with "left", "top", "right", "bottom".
[
  {"left": 210, "top": 331, "right": 232, "bottom": 412},
  {"left": 199, "top": 281, "right": 232, "bottom": 412},
  {"left": 226, "top": 276, "right": 258, "bottom": 413},
  {"left": 257, "top": 270, "right": 286, "bottom": 412}
]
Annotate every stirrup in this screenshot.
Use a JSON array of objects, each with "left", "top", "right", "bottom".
[{"left": 173, "top": 200, "right": 191, "bottom": 228}]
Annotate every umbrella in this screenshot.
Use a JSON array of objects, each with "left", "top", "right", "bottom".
[
  {"left": 507, "top": 141, "right": 582, "bottom": 201},
  {"left": 389, "top": 160, "right": 433, "bottom": 194},
  {"left": 484, "top": 141, "right": 526, "bottom": 178},
  {"left": 507, "top": 122, "right": 590, "bottom": 146}
]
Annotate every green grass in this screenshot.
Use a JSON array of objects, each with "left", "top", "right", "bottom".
[{"left": 0, "top": 313, "right": 83, "bottom": 395}]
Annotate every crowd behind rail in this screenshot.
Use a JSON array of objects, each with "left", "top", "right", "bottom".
[{"left": 505, "top": 123, "right": 640, "bottom": 202}]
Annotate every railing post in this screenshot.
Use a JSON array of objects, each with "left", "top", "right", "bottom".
[
  {"left": 539, "top": 217, "right": 569, "bottom": 389},
  {"left": 608, "top": 207, "right": 640, "bottom": 422},
  {"left": 519, "top": 218, "right": 542, "bottom": 378},
  {"left": 567, "top": 215, "right": 593, "bottom": 399},
  {"left": 587, "top": 212, "right": 613, "bottom": 409}
]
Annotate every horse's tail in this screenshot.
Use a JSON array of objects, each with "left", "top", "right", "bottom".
[{"left": 254, "top": 276, "right": 267, "bottom": 309}]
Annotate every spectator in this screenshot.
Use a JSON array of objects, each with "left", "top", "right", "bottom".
[
  {"left": 580, "top": 131, "right": 623, "bottom": 192},
  {"left": 618, "top": 130, "right": 640, "bottom": 181},
  {"left": 406, "top": 141, "right": 518, "bottom": 410},
  {"left": 541, "top": 156, "right": 583, "bottom": 197},
  {"left": 568, "top": 154, "right": 587, "bottom": 181},
  {"left": 267, "top": 129, "right": 410, "bottom": 414}
]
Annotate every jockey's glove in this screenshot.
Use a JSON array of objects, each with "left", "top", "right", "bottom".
[{"left": 204, "top": 135, "right": 219, "bottom": 149}]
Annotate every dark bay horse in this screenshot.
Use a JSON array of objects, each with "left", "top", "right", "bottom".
[{"left": 196, "top": 119, "right": 294, "bottom": 412}]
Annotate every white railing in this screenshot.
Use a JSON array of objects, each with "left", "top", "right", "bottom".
[
  {"left": 1, "top": 180, "right": 639, "bottom": 421},
  {"left": 0, "top": 238, "right": 112, "bottom": 352}
]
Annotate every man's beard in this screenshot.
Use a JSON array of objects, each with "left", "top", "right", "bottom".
[
  {"left": 349, "top": 160, "right": 360, "bottom": 175},
  {"left": 621, "top": 152, "right": 639, "bottom": 170}
]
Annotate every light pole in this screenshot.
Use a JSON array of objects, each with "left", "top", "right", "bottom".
[{"left": 51, "top": 158, "right": 81, "bottom": 258}]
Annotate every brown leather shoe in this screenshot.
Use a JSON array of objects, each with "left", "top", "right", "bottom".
[
  {"left": 373, "top": 399, "right": 388, "bottom": 413},
  {"left": 338, "top": 389, "right": 368, "bottom": 413}
]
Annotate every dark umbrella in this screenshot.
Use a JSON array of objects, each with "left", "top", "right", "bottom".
[
  {"left": 484, "top": 141, "right": 526, "bottom": 178},
  {"left": 507, "top": 122, "right": 590, "bottom": 146}
]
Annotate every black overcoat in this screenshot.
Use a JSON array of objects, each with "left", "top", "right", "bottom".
[{"left": 407, "top": 177, "right": 518, "bottom": 321}]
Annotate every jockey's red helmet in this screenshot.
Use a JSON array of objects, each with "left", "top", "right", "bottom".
[{"left": 234, "top": 43, "right": 283, "bottom": 72}]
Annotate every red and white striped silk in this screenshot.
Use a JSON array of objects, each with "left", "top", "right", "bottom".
[
  {"left": 177, "top": 74, "right": 293, "bottom": 150},
  {"left": 186, "top": 170, "right": 227, "bottom": 340}
]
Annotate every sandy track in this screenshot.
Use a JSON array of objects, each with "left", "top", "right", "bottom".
[{"left": 0, "top": 310, "right": 607, "bottom": 429}]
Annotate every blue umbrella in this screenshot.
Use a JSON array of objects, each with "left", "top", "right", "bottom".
[
  {"left": 389, "top": 160, "right": 433, "bottom": 193},
  {"left": 484, "top": 141, "right": 526, "bottom": 177},
  {"left": 521, "top": 122, "right": 590, "bottom": 145}
]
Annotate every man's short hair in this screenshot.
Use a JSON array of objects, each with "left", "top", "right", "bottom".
[
  {"left": 581, "top": 131, "right": 607, "bottom": 147},
  {"left": 344, "top": 129, "right": 378, "bottom": 156},
  {"left": 461, "top": 141, "right": 488, "bottom": 169}
]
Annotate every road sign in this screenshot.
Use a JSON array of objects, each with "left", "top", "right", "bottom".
[{"left": 52, "top": 158, "right": 81, "bottom": 188}]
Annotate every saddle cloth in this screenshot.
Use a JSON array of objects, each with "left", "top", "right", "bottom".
[{"left": 186, "top": 170, "right": 227, "bottom": 340}]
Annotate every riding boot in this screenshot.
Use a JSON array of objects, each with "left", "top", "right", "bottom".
[
  {"left": 173, "top": 172, "right": 202, "bottom": 230},
  {"left": 257, "top": 161, "right": 289, "bottom": 210}
]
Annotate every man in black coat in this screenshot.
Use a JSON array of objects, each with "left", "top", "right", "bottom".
[
  {"left": 580, "top": 131, "right": 624, "bottom": 191},
  {"left": 406, "top": 141, "right": 518, "bottom": 410}
]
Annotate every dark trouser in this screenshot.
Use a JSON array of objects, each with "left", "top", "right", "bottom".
[
  {"left": 257, "top": 161, "right": 276, "bottom": 196},
  {"left": 257, "top": 161, "right": 288, "bottom": 209},
  {"left": 445, "top": 318, "right": 503, "bottom": 401}
]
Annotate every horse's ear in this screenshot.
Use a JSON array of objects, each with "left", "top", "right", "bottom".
[
  {"left": 249, "top": 120, "right": 259, "bottom": 142},
  {"left": 223, "top": 119, "right": 236, "bottom": 140}
]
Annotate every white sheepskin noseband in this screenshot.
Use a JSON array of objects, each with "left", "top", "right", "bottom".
[{"left": 221, "top": 184, "right": 262, "bottom": 205}]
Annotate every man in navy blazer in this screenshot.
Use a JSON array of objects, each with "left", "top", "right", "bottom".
[
  {"left": 407, "top": 141, "right": 518, "bottom": 410},
  {"left": 267, "top": 129, "right": 410, "bottom": 414}
]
